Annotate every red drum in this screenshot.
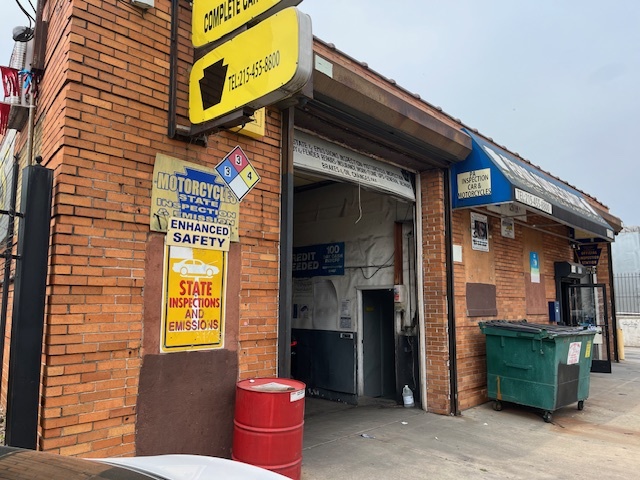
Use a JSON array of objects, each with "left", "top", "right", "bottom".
[{"left": 232, "top": 378, "right": 306, "bottom": 479}]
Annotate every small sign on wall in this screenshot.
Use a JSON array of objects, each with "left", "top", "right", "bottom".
[
  {"left": 530, "top": 252, "right": 540, "bottom": 283},
  {"left": 471, "top": 212, "right": 489, "bottom": 252},
  {"left": 501, "top": 217, "right": 515, "bottom": 239},
  {"left": 150, "top": 154, "right": 239, "bottom": 239},
  {"left": 575, "top": 244, "right": 602, "bottom": 267},
  {"left": 161, "top": 246, "right": 226, "bottom": 352},
  {"left": 457, "top": 168, "right": 492, "bottom": 200},
  {"left": 166, "top": 218, "right": 231, "bottom": 251}
]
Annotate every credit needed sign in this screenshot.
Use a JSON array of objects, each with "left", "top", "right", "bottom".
[
  {"left": 293, "top": 242, "right": 345, "bottom": 278},
  {"left": 162, "top": 246, "right": 226, "bottom": 352},
  {"left": 192, "top": 0, "right": 302, "bottom": 47},
  {"left": 189, "top": 7, "right": 312, "bottom": 125}
]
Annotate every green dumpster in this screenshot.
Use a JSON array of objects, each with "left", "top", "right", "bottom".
[{"left": 479, "top": 320, "right": 596, "bottom": 423}]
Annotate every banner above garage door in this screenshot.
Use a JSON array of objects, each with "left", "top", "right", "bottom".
[
  {"left": 451, "top": 129, "right": 614, "bottom": 242},
  {"left": 293, "top": 130, "right": 415, "bottom": 202}
]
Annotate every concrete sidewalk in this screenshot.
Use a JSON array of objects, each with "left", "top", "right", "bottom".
[{"left": 301, "top": 348, "right": 640, "bottom": 479}]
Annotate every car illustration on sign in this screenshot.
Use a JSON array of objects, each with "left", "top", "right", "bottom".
[{"left": 172, "top": 258, "right": 219, "bottom": 277}]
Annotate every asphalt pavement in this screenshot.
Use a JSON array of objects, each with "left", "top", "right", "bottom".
[{"left": 301, "top": 347, "right": 640, "bottom": 479}]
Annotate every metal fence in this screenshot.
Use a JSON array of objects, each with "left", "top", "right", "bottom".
[{"left": 614, "top": 273, "right": 640, "bottom": 314}]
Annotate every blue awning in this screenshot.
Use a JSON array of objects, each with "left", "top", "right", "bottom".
[{"left": 451, "top": 130, "right": 614, "bottom": 242}]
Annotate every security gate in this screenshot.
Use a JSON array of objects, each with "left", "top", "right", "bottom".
[{"left": 0, "top": 156, "right": 20, "bottom": 397}]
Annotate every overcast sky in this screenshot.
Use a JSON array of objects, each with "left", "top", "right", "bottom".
[
  {"left": 1, "top": 1, "right": 35, "bottom": 63},
  {"left": 301, "top": 0, "right": 639, "bottom": 228},
  {"left": 2, "top": 1, "right": 638, "bottom": 226}
]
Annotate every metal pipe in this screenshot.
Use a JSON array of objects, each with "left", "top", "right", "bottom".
[
  {"left": 26, "top": 98, "right": 35, "bottom": 165},
  {"left": 167, "top": 0, "right": 179, "bottom": 139},
  {"left": 607, "top": 243, "right": 620, "bottom": 362},
  {"left": 277, "top": 108, "right": 294, "bottom": 377},
  {"left": 25, "top": 34, "right": 36, "bottom": 165},
  {"left": 414, "top": 175, "right": 428, "bottom": 410},
  {"left": 444, "top": 168, "right": 460, "bottom": 416}
]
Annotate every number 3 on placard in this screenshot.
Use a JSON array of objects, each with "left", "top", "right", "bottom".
[
  {"left": 224, "top": 166, "right": 231, "bottom": 177},
  {"left": 235, "top": 154, "right": 242, "bottom": 165}
]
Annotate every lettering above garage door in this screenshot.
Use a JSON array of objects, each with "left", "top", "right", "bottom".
[{"left": 293, "top": 131, "right": 415, "bottom": 202}]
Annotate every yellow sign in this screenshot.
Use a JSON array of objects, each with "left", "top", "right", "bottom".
[
  {"left": 192, "top": 0, "right": 302, "bottom": 48},
  {"left": 167, "top": 218, "right": 231, "bottom": 251},
  {"left": 457, "top": 168, "right": 492, "bottom": 199},
  {"left": 230, "top": 107, "right": 266, "bottom": 139},
  {"left": 189, "top": 7, "right": 312, "bottom": 125},
  {"left": 585, "top": 340, "right": 592, "bottom": 358},
  {"left": 162, "top": 246, "right": 226, "bottom": 352},
  {"left": 151, "top": 154, "right": 239, "bottom": 241}
]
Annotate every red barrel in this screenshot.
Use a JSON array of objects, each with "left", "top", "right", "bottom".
[{"left": 232, "top": 378, "right": 306, "bottom": 479}]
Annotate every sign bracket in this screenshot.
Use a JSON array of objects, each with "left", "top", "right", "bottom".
[{"left": 188, "top": 107, "right": 256, "bottom": 138}]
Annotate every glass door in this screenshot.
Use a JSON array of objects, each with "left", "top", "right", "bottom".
[{"left": 567, "top": 284, "right": 611, "bottom": 373}]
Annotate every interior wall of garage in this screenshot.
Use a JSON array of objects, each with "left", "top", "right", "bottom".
[{"left": 293, "top": 182, "right": 415, "bottom": 328}]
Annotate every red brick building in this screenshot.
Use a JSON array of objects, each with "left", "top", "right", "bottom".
[{"left": 0, "top": 0, "right": 621, "bottom": 458}]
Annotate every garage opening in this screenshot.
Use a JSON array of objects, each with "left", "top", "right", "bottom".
[{"left": 290, "top": 131, "right": 420, "bottom": 407}]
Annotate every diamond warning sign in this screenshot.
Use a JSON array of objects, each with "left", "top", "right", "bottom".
[{"left": 215, "top": 146, "right": 260, "bottom": 202}]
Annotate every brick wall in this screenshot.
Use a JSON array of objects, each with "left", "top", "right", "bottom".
[
  {"left": 420, "top": 170, "right": 451, "bottom": 414},
  {"left": 30, "top": 0, "right": 282, "bottom": 456},
  {"left": 451, "top": 209, "right": 589, "bottom": 410}
]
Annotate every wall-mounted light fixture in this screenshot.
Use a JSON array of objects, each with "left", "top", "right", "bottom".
[{"left": 12, "top": 26, "right": 34, "bottom": 42}]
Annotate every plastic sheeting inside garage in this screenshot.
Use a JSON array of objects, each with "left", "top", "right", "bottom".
[{"left": 291, "top": 142, "right": 420, "bottom": 405}]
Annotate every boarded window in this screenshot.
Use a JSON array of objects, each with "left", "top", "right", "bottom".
[{"left": 466, "top": 283, "right": 498, "bottom": 317}]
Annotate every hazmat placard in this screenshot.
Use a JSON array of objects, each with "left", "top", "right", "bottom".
[
  {"left": 162, "top": 246, "right": 227, "bottom": 352},
  {"left": 215, "top": 145, "right": 261, "bottom": 202}
]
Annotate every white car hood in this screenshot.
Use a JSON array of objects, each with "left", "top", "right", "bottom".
[{"left": 95, "top": 455, "right": 288, "bottom": 480}]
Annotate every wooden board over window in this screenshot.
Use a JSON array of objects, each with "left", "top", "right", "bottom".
[{"left": 466, "top": 283, "right": 497, "bottom": 317}]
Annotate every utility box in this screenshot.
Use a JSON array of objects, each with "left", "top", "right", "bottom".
[
  {"left": 479, "top": 320, "right": 596, "bottom": 423},
  {"left": 548, "top": 301, "right": 560, "bottom": 323}
]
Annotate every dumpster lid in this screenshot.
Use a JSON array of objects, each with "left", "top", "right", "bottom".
[{"left": 479, "top": 320, "right": 592, "bottom": 337}]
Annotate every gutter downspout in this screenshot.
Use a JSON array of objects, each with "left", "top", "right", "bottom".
[
  {"left": 444, "top": 168, "right": 460, "bottom": 416},
  {"left": 277, "top": 108, "right": 294, "bottom": 377},
  {"left": 607, "top": 243, "right": 619, "bottom": 362},
  {"left": 26, "top": 99, "right": 35, "bottom": 165},
  {"left": 167, "top": 0, "right": 179, "bottom": 139},
  {"left": 414, "top": 175, "right": 428, "bottom": 409}
]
